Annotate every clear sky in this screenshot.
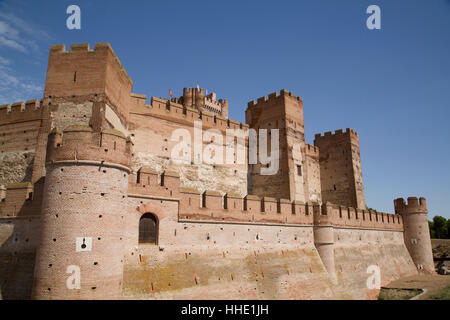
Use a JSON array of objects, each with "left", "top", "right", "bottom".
[{"left": 0, "top": 0, "right": 449, "bottom": 218}]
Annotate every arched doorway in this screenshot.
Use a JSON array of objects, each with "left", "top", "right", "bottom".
[{"left": 139, "top": 213, "right": 158, "bottom": 244}]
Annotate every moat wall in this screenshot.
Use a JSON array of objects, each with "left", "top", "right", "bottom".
[
  {"left": 0, "top": 163, "right": 419, "bottom": 300},
  {"left": 119, "top": 194, "right": 417, "bottom": 300},
  {"left": 0, "top": 219, "right": 420, "bottom": 300},
  {"left": 121, "top": 220, "right": 417, "bottom": 300}
]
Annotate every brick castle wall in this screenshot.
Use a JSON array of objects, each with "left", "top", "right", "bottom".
[
  {"left": 314, "top": 129, "right": 366, "bottom": 209},
  {"left": 0, "top": 42, "right": 430, "bottom": 300}
]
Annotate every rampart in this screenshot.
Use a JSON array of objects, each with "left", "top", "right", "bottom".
[
  {"left": 0, "top": 42, "right": 428, "bottom": 300},
  {"left": 131, "top": 95, "right": 248, "bottom": 132},
  {"left": 126, "top": 167, "right": 403, "bottom": 232},
  {"left": 0, "top": 100, "right": 46, "bottom": 126}
]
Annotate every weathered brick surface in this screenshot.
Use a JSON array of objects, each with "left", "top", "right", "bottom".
[
  {"left": 314, "top": 129, "right": 366, "bottom": 209},
  {"left": 0, "top": 217, "right": 40, "bottom": 299},
  {"left": 394, "top": 197, "right": 434, "bottom": 274},
  {"left": 0, "top": 100, "right": 49, "bottom": 186},
  {"left": 0, "top": 42, "right": 430, "bottom": 300}
]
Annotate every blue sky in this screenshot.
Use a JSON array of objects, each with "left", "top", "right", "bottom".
[{"left": 0, "top": 0, "right": 449, "bottom": 218}]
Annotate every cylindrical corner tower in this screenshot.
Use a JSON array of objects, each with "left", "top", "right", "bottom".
[
  {"left": 313, "top": 203, "right": 336, "bottom": 280},
  {"left": 32, "top": 126, "right": 131, "bottom": 299},
  {"left": 394, "top": 197, "right": 434, "bottom": 274}
]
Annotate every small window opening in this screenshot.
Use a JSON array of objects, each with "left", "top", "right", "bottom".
[{"left": 139, "top": 213, "right": 158, "bottom": 244}]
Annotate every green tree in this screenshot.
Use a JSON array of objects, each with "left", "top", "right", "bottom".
[
  {"left": 429, "top": 220, "right": 436, "bottom": 239},
  {"left": 447, "top": 219, "right": 450, "bottom": 239},
  {"left": 433, "top": 216, "right": 448, "bottom": 239}
]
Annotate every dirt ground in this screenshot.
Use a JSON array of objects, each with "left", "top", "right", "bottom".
[{"left": 432, "top": 239, "right": 450, "bottom": 258}]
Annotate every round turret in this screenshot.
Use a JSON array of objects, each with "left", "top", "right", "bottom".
[
  {"left": 313, "top": 203, "right": 336, "bottom": 281},
  {"left": 32, "top": 126, "right": 131, "bottom": 299},
  {"left": 194, "top": 88, "right": 204, "bottom": 108},
  {"left": 183, "top": 87, "right": 193, "bottom": 108},
  {"left": 394, "top": 197, "right": 434, "bottom": 274}
]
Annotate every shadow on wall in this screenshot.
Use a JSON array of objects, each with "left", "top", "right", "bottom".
[{"left": 0, "top": 178, "right": 45, "bottom": 300}]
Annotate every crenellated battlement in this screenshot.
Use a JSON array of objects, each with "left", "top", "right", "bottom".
[
  {"left": 142, "top": 96, "right": 248, "bottom": 131},
  {"left": 179, "top": 87, "right": 229, "bottom": 117},
  {"left": 46, "top": 125, "right": 132, "bottom": 170},
  {"left": 168, "top": 187, "right": 403, "bottom": 230},
  {"left": 394, "top": 197, "right": 427, "bottom": 214},
  {"left": 0, "top": 100, "right": 40, "bottom": 112},
  {"left": 304, "top": 143, "right": 319, "bottom": 156},
  {"left": 204, "top": 95, "right": 227, "bottom": 113},
  {"left": 179, "top": 190, "right": 314, "bottom": 226},
  {"left": 183, "top": 87, "right": 205, "bottom": 95},
  {"left": 0, "top": 99, "right": 47, "bottom": 125},
  {"left": 314, "top": 128, "right": 358, "bottom": 141},
  {"left": 45, "top": 43, "right": 133, "bottom": 125},
  {"left": 48, "top": 43, "right": 132, "bottom": 86},
  {"left": 247, "top": 89, "right": 303, "bottom": 108},
  {"left": 129, "top": 166, "right": 180, "bottom": 198},
  {"left": 320, "top": 202, "right": 403, "bottom": 231},
  {"left": 0, "top": 181, "right": 44, "bottom": 217}
]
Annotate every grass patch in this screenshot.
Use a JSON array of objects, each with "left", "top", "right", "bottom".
[
  {"left": 426, "top": 285, "right": 450, "bottom": 300},
  {"left": 378, "top": 288, "right": 422, "bottom": 300}
]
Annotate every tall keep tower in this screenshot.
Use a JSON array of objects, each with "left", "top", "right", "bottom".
[
  {"left": 181, "top": 87, "right": 229, "bottom": 118},
  {"left": 314, "top": 129, "right": 366, "bottom": 209},
  {"left": 246, "top": 89, "right": 308, "bottom": 201},
  {"left": 44, "top": 43, "right": 133, "bottom": 134},
  {"left": 394, "top": 197, "right": 434, "bottom": 274},
  {"left": 32, "top": 126, "right": 131, "bottom": 299}
]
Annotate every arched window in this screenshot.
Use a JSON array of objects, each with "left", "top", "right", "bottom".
[{"left": 139, "top": 213, "right": 158, "bottom": 244}]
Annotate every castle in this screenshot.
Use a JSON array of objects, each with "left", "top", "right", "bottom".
[{"left": 0, "top": 43, "right": 434, "bottom": 300}]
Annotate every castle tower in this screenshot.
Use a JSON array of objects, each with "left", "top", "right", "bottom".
[
  {"left": 32, "top": 126, "right": 131, "bottom": 299},
  {"left": 195, "top": 88, "right": 205, "bottom": 109},
  {"left": 394, "top": 197, "right": 434, "bottom": 274},
  {"left": 181, "top": 87, "right": 229, "bottom": 118},
  {"left": 44, "top": 43, "right": 133, "bottom": 133},
  {"left": 314, "top": 129, "right": 366, "bottom": 209},
  {"left": 246, "top": 89, "right": 313, "bottom": 202},
  {"left": 182, "top": 87, "right": 205, "bottom": 110},
  {"left": 182, "top": 88, "right": 194, "bottom": 108}
]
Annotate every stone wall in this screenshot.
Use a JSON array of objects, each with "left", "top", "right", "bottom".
[
  {"left": 129, "top": 98, "right": 248, "bottom": 195},
  {"left": 0, "top": 101, "right": 47, "bottom": 186}
]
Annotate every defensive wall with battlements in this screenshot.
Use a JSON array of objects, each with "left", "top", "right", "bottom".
[{"left": 0, "top": 43, "right": 433, "bottom": 300}]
